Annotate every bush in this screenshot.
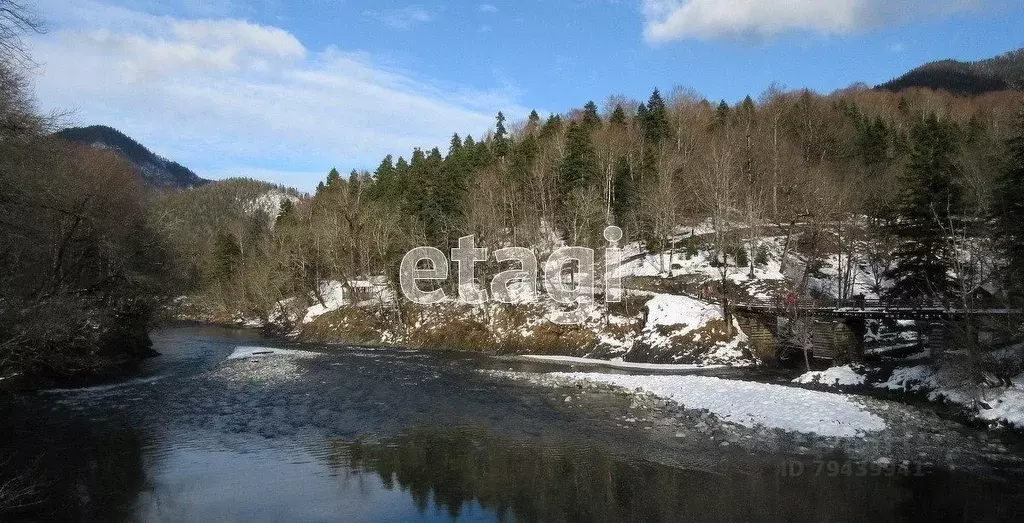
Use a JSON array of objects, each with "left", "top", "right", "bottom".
[
  {"left": 683, "top": 237, "right": 700, "bottom": 260},
  {"left": 755, "top": 245, "right": 770, "bottom": 267},
  {"left": 734, "top": 246, "right": 749, "bottom": 267}
]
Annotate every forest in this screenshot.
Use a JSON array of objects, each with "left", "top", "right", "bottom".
[
  {"left": 162, "top": 85, "right": 1024, "bottom": 323},
  {"left": 3, "top": 0, "right": 1024, "bottom": 383}
]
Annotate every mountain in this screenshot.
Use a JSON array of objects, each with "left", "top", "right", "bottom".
[
  {"left": 877, "top": 48, "right": 1024, "bottom": 96},
  {"left": 56, "top": 125, "right": 208, "bottom": 189}
]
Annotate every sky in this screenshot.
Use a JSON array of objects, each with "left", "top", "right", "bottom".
[{"left": 24, "top": 0, "right": 1024, "bottom": 191}]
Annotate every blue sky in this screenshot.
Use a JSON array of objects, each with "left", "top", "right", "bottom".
[{"left": 26, "top": 0, "right": 1024, "bottom": 191}]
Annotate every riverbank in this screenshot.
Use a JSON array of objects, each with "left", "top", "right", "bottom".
[
  {"left": 167, "top": 291, "right": 1024, "bottom": 437},
  {"left": 790, "top": 351, "right": 1024, "bottom": 433},
  {"left": 172, "top": 290, "right": 757, "bottom": 368}
]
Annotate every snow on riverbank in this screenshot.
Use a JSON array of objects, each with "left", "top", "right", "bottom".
[
  {"left": 518, "top": 355, "right": 726, "bottom": 371},
  {"left": 799, "top": 346, "right": 1024, "bottom": 431},
  {"left": 492, "top": 370, "right": 885, "bottom": 437},
  {"left": 793, "top": 365, "right": 867, "bottom": 387},
  {"left": 876, "top": 362, "right": 1024, "bottom": 429},
  {"left": 626, "top": 294, "right": 751, "bottom": 365}
]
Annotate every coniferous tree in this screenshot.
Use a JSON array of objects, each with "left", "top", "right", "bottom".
[
  {"left": 212, "top": 231, "right": 242, "bottom": 282},
  {"left": 714, "top": 100, "right": 731, "bottom": 128},
  {"left": 492, "top": 112, "right": 509, "bottom": 158},
  {"left": 448, "top": 133, "right": 463, "bottom": 157},
  {"left": 526, "top": 110, "right": 541, "bottom": 134},
  {"left": 994, "top": 106, "right": 1024, "bottom": 300},
  {"left": 581, "top": 101, "right": 601, "bottom": 131},
  {"left": 326, "top": 167, "right": 342, "bottom": 187},
  {"left": 609, "top": 105, "right": 627, "bottom": 127},
  {"left": 887, "top": 114, "right": 965, "bottom": 301},
  {"left": 558, "top": 122, "right": 598, "bottom": 195},
  {"left": 642, "top": 89, "right": 670, "bottom": 144},
  {"left": 540, "top": 114, "right": 562, "bottom": 138}
]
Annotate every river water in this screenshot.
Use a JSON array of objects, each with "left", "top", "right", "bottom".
[{"left": 2, "top": 326, "right": 1024, "bottom": 522}]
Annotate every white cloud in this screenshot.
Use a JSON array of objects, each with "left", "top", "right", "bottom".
[
  {"left": 27, "top": 1, "right": 525, "bottom": 190},
  {"left": 641, "top": 0, "right": 979, "bottom": 42},
  {"left": 479, "top": 4, "right": 498, "bottom": 13},
  {"left": 364, "top": 6, "right": 433, "bottom": 30}
]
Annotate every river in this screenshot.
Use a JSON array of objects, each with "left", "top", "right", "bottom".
[{"left": 2, "top": 326, "right": 1024, "bottom": 522}]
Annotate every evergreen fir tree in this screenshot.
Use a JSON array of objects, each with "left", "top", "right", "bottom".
[
  {"left": 326, "top": 167, "right": 342, "bottom": 187},
  {"left": 212, "top": 231, "right": 241, "bottom": 282},
  {"left": 448, "top": 133, "right": 463, "bottom": 157},
  {"left": 609, "top": 104, "right": 627, "bottom": 127},
  {"left": 994, "top": 106, "right": 1024, "bottom": 299},
  {"left": 581, "top": 101, "right": 601, "bottom": 131},
  {"left": 526, "top": 110, "right": 541, "bottom": 134},
  {"left": 275, "top": 198, "right": 296, "bottom": 228},
  {"left": 558, "top": 122, "right": 598, "bottom": 201},
  {"left": 714, "top": 100, "right": 731, "bottom": 128},
  {"left": 492, "top": 111, "right": 509, "bottom": 158},
  {"left": 887, "top": 114, "right": 965, "bottom": 300},
  {"left": 510, "top": 134, "right": 538, "bottom": 184},
  {"left": 643, "top": 89, "right": 670, "bottom": 144},
  {"left": 540, "top": 114, "right": 562, "bottom": 139}
]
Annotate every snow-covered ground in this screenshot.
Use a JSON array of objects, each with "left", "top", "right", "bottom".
[
  {"left": 303, "top": 281, "right": 349, "bottom": 324},
  {"left": 491, "top": 370, "right": 886, "bottom": 437},
  {"left": 302, "top": 278, "right": 394, "bottom": 324},
  {"left": 794, "top": 364, "right": 868, "bottom": 387},
  {"left": 517, "top": 355, "right": 727, "bottom": 370},
  {"left": 626, "top": 294, "right": 751, "bottom": 365},
  {"left": 876, "top": 362, "right": 1024, "bottom": 429},
  {"left": 793, "top": 345, "right": 1024, "bottom": 431}
]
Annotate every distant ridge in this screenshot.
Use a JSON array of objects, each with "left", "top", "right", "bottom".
[
  {"left": 56, "top": 125, "right": 209, "bottom": 190},
  {"left": 877, "top": 48, "right": 1024, "bottom": 96}
]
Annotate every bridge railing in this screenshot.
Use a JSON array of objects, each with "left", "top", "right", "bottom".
[{"left": 732, "top": 296, "right": 955, "bottom": 312}]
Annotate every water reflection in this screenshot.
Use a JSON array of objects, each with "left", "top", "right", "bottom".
[
  {"left": 0, "top": 401, "right": 149, "bottom": 521},
  {"left": 328, "top": 425, "right": 1024, "bottom": 523},
  {"left": 3, "top": 327, "right": 1024, "bottom": 522}
]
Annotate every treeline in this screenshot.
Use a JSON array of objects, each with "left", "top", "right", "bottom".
[
  {"left": 170, "top": 83, "right": 1024, "bottom": 321},
  {"left": 0, "top": 60, "right": 177, "bottom": 381}
]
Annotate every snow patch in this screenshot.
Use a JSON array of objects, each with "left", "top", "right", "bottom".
[
  {"left": 519, "top": 355, "right": 726, "bottom": 371},
  {"left": 228, "top": 346, "right": 319, "bottom": 360},
  {"left": 547, "top": 372, "right": 886, "bottom": 437},
  {"left": 794, "top": 365, "right": 867, "bottom": 387},
  {"left": 645, "top": 294, "right": 720, "bottom": 335}
]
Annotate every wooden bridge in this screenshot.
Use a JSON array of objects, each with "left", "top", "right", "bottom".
[
  {"left": 732, "top": 297, "right": 1021, "bottom": 320},
  {"left": 729, "top": 297, "right": 1022, "bottom": 364}
]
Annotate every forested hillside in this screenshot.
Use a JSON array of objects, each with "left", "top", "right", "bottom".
[
  {"left": 5, "top": 0, "right": 1024, "bottom": 383},
  {"left": 57, "top": 125, "right": 208, "bottom": 190},
  {"left": 164, "top": 84, "right": 1024, "bottom": 325},
  {"left": 878, "top": 48, "right": 1024, "bottom": 96}
]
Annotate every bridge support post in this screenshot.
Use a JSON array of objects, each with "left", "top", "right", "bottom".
[
  {"left": 832, "top": 318, "right": 866, "bottom": 364},
  {"left": 735, "top": 313, "right": 778, "bottom": 364},
  {"left": 926, "top": 321, "right": 952, "bottom": 357}
]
